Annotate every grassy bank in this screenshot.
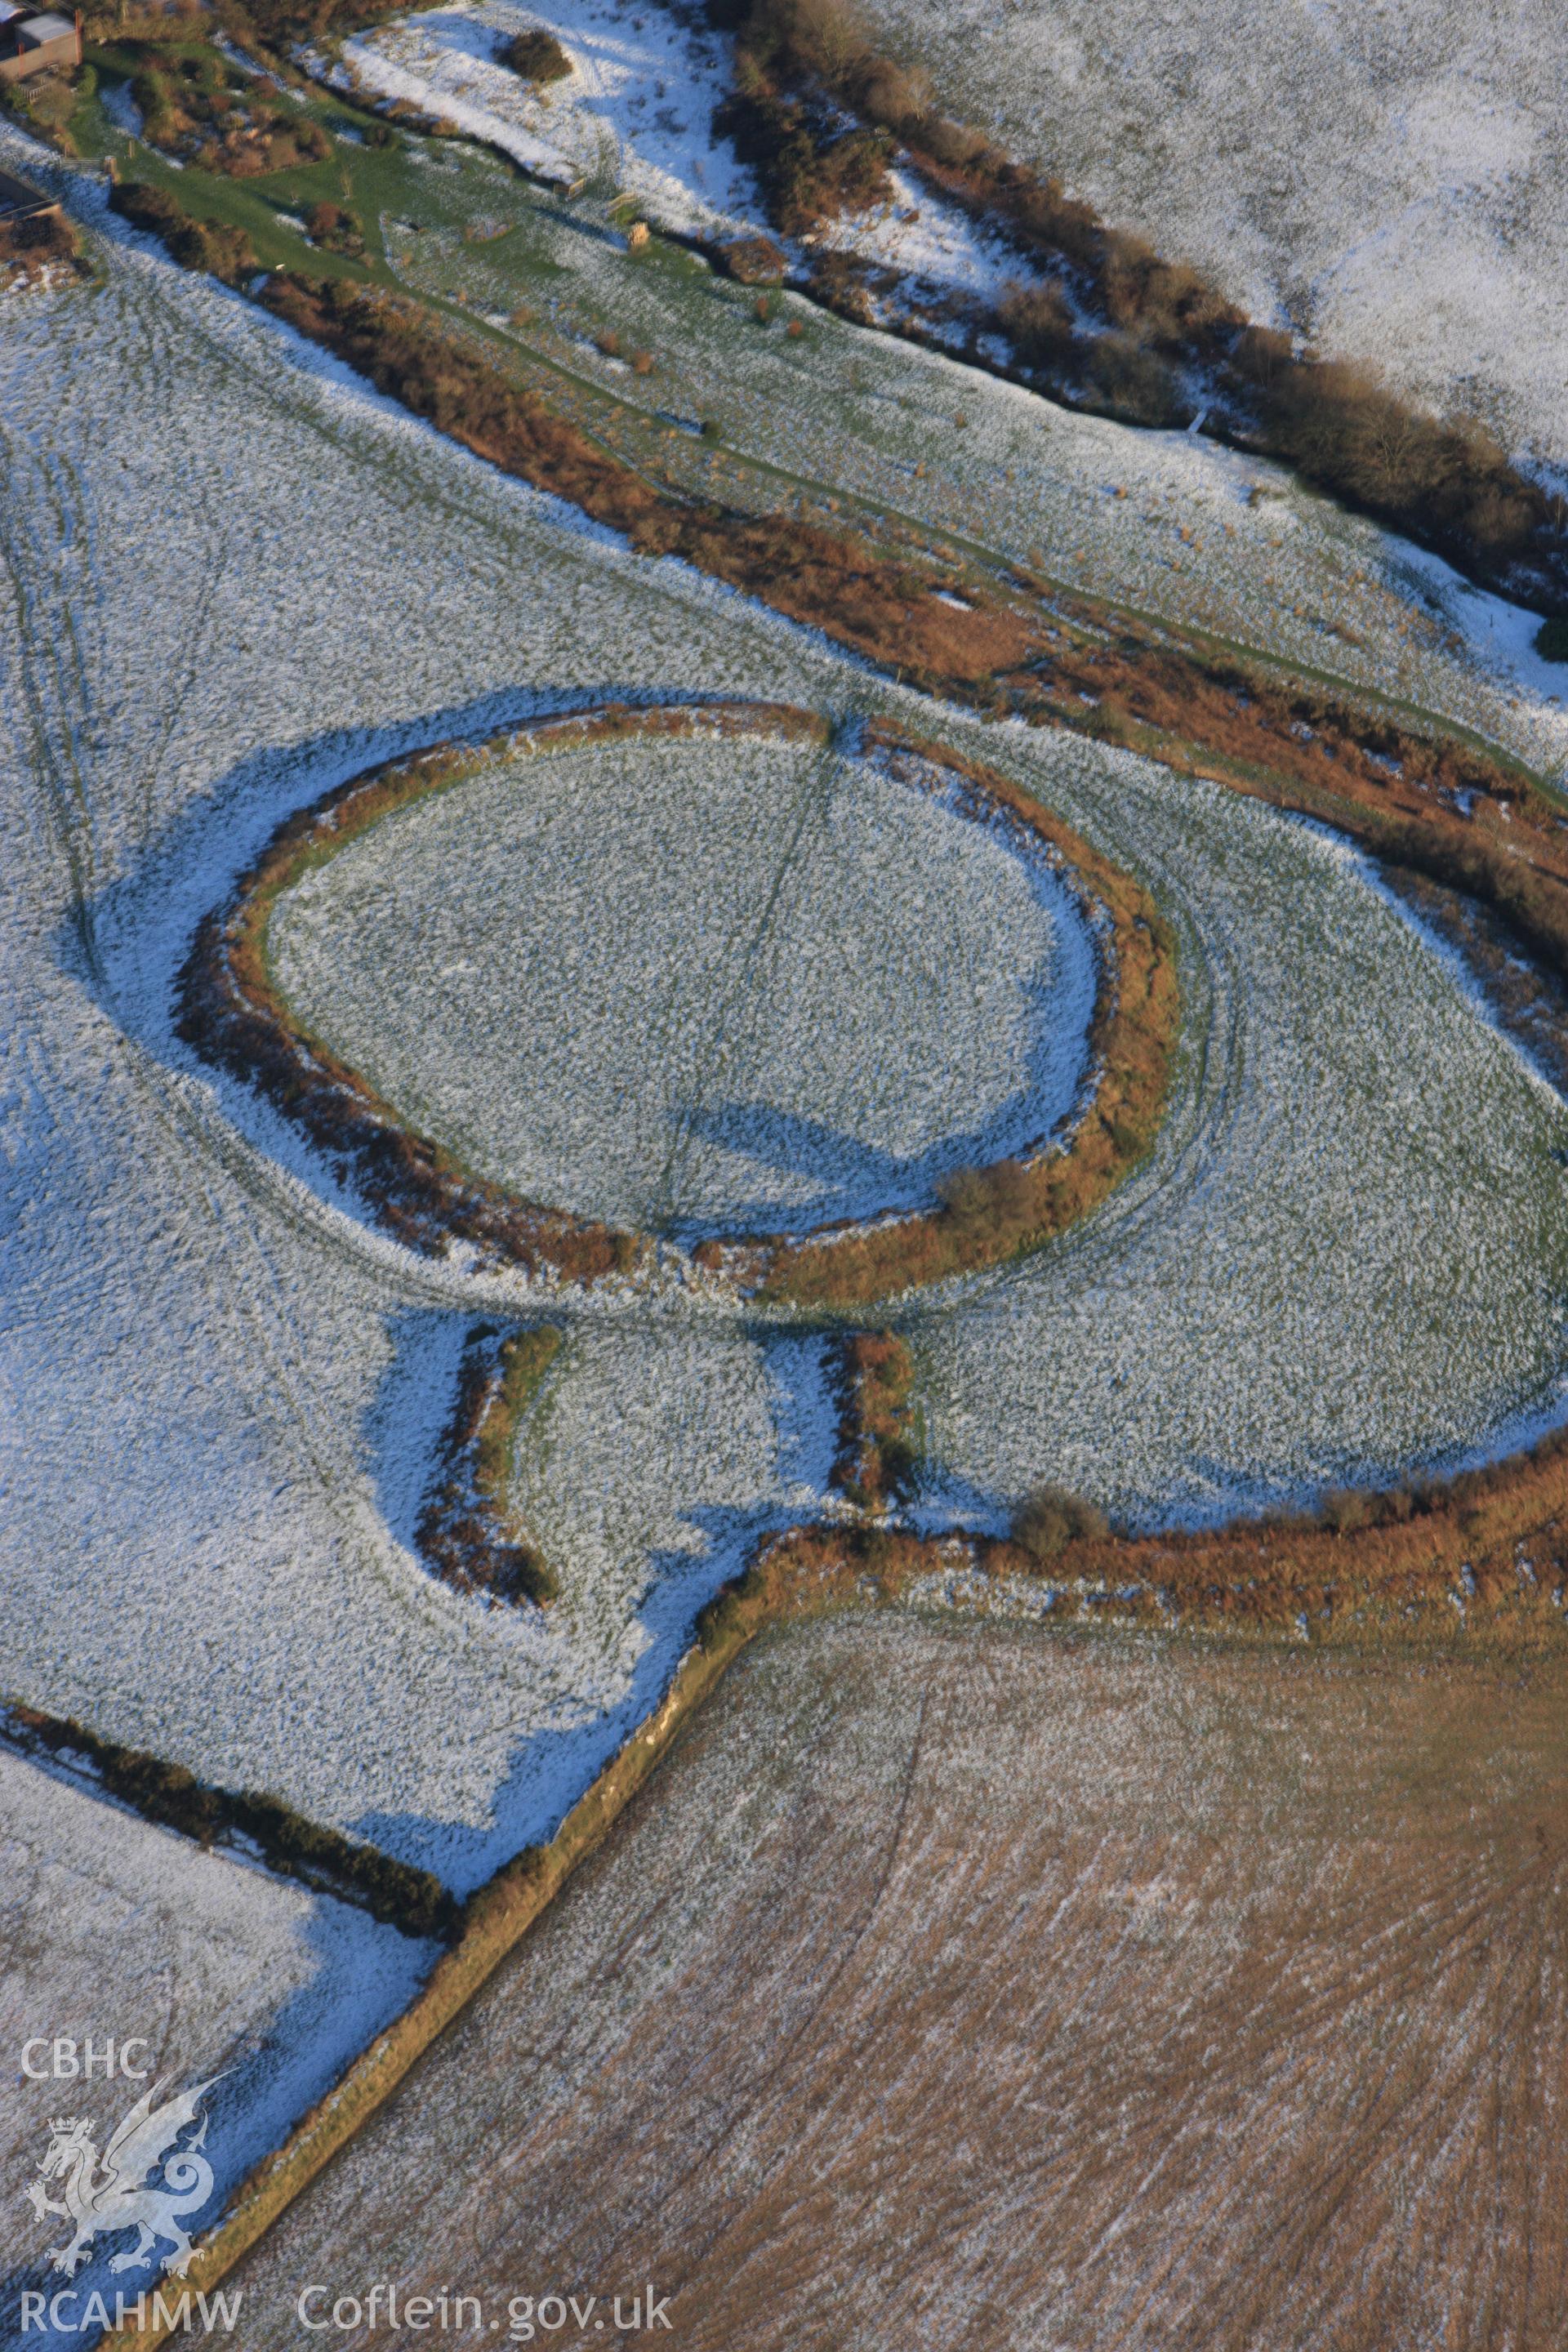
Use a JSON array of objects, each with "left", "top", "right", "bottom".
[
  {"left": 729, "top": 1415, "right": 1568, "bottom": 1654},
  {"left": 829, "top": 1329, "right": 919, "bottom": 1508},
  {"left": 178, "top": 702, "right": 824, "bottom": 1287},
  {"left": 416, "top": 1325, "right": 564, "bottom": 1608}
]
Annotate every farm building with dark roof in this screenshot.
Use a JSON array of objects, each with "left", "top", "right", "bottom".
[{"left": 0, "top": 6, "right": 82, "bottom": 81}]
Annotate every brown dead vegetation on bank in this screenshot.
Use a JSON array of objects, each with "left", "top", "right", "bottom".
[
  {"left": 724, "top": 723, "right": 1178, "bottom": 1308},
  {"left": 245, "top": 231, "right": 1568, "bottom": 944},
  {"left": 1013, "top": 604, "right": 1568, "bottom": 998},
  {"left": 181, "top": 697, "right": 1170, "bottom": 1308},
  {"left": 700, "top": 1411, "right": 1568, "bottom": 1655},
  {"left": 0, "top": 205, "right": 84, "bottom": 286},
  {"left": 178, "top": 702, "right": 822, "bottom": 1286},
  {"left": 829, "top": 1330, "right": 917, "bottom": 1509},
  {"left": 259, "top": 274, "right": 1035, "bottom": 693},
  {"left": 99, "top": 0, "right": 1568, "bottom": 625},
  {"left": 110, "top": 175, "right": 262, "bottom": 283},
  {"left": 1378, "top": 864, "right": 1568, "bottom": 1096},
  {"left": 416, "top": 1325, "right": 562, "bottom": 1608},
  {"left": 118, "top": 177, "right": 1567, "bottom": 862}
]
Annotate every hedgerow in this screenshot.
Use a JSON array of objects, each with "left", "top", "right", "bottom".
[
  {"left": 706, "top": 0, "right": 1568, "bottom": 617},
  {"left": 1, "top": 1704, "right": 457, "bottom": 1939}
]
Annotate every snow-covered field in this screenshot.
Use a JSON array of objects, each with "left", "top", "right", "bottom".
[
  {"left": 906, "top": 744, "right": 1568, "bottom": 1528},
  {"left": 368, "top": 131, "right": 1568, "bottom": 766},
  {"left": 853, "top": 0, "right": 1568, "bottom": 472},
  {"left": 0, "top": 164, "right": 858, "bottom": 1894},
  {"left": 332, "top": 0, "right": 1568, "bottom": 470},
  {"left": 336, "top": 0, "right": 755, "bottom": 229},
  {"left": 267, "top": 729, "right": 1097, "bottom": 1234},
  {"left": 0, "top": 1750, "right": 431, "bottom": 2338},
  {"left": 332, "top": 0, "right": 1023, "bottom": 305},
  {"left": 5, "top": 141, "right": 1568, "bottom": 1903}
]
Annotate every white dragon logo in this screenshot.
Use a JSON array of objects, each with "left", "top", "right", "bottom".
[{"left": 24, "top": 2078, "right": 220, "bottom": 2280}]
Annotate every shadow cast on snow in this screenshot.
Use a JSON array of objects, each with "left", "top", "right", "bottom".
[
  {"left": 668, "top": 964, "right": 1094, "bottom": 1237},
  {"left": 0, "top": 1889, "right": 432, "bottom": 2344},
  {"left": 59, "top": 687, "right": 1083, "bottom": 1895},
  {"left": 353, "top": 1315, "right": 838, "bottom": 1897}
]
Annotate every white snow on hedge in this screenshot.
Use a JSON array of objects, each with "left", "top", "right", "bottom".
[{"left": 805, "top": 159, "right": 1022, "bottom": 304}]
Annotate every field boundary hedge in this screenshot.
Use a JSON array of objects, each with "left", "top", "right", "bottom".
[
  {"left": 97, "top": 1614, "right": 757, "bottom": 2348},
  {"left": 702, "top": 0, "right": 1568, "bottom": 625},
  {"left": 0, "top": 1704, "right": 455, "bottom": 1939},
  {"left": 97, "top": 1396, "right": 1568, "bottom": 2341}
]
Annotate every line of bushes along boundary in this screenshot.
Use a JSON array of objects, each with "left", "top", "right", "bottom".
[
  {"left": 106, "top": 166, "right": 1568, "bottom": 843},
  {"left": 98, "top": 1605, "right": 755, "bottom": 2349},
  {"left": 828, "top": 1329, "right": 918, "bottom": 1510},
  {"left": 703, "top": 1415, "right": 1568, "bottom": 1658},
  {"left": 701, "top": 0, "right": 1568, "bottom": 630},
  {"left": 1030, "top": 614, "right": 1568, "bottom": 997},
  {"left": 105, "top": 0, "right": 1568, "bottom": 646},
  {"left": 0, "top": 1703, "right": 456, "bottom": 1940}
]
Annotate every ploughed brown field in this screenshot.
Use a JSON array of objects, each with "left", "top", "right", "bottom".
[{"left": 229, "top": 1619, "right": 1568, "bottom": 2350}]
